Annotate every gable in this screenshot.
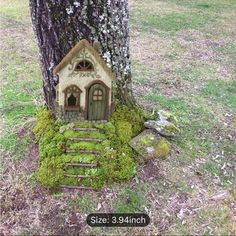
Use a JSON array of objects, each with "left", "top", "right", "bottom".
[{"left": 53, "top": 39, "right": 116, "bottom": 80}]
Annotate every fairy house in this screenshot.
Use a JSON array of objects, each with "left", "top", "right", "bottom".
[{"left": 53, "top": 39, "right": 115, "bottom": 122}]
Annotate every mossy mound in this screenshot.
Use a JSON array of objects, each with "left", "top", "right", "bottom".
[
  {"left": 34, "top": 106, "right": 148, "bottom": 189},
  {"left": 153, "top": 138, "right": 171, "bottom": 158},
  {"left": 130, "top": 129, "right": 171, "bottom": 161}
]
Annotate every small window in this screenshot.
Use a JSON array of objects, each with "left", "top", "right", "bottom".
[
  {"left": 93, "top": 89, "right": 103, "bottom": 101},
  {"left": 68, "top": 94, "right": 77, "bottom": 106},
  {"left": 75, "top": 60, "right": 94, "bottom": 71},
  {"left": 63, "top": 85, "right": 81, "bottom": 111}
]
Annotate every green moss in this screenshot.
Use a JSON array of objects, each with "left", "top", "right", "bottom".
[
  {"left": 33, "top": 108, "right": 55, "bottom": 140},
  {"left": 111, "top": 105, "right": 148, "bottom": 136},
  {"left": 37, "top": 157, "right": 64, "bottom": 188},
  {"left": 60, "top": 154, "right": 97, "bottom": 163},
  {"left": 115, "top": 121, "right": 132, "bottom": 144},
  {"left": 35, "top": 105, "right": 150, "bottom": 189},
  {"left": 98, "top": 144, "right": 136, "bottom": 182},
  {"left": 66, "top": 141, "right": 103, "bottom": 151},
  {"left": 63, "top": 130, "right": 105, "bottom": 139},
  {"left": 140, "top": 135, "right": 153, "bottom": 146},
  {"left": 74, "top": 121, "right": 94, "bottom": 128},
  {"left": 96, "top": 122, "right": 116, "bottom": 140},
  {"left": 159, "top": 110, "right": 178, "bottom": 126},
  {"left": 39, "top": 132, "right": 65, "bottom": 162},
  {"left": 154, "top": 138, "right": 171, "bottom": 158},
  {"left": 164, "top": 123, "right": 180, "bottom": 133}
]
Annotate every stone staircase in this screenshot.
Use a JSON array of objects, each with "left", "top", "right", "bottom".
[{"left": 60, "top": 125, "right": 106, "bottom": 190}]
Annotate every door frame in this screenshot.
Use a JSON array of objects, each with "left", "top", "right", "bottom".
[{"left": 85, "top": 80, "right": 110, "bottom": 120}]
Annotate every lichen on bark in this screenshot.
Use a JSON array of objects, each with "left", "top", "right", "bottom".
[{"left": 29, "top": 0, "right": 135, "bottom": 110}]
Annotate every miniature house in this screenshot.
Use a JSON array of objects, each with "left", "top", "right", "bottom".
[{"left": 53, "top": 39, "right": 115, "bottom": 122}]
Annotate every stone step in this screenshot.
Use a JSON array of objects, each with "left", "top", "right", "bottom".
[
  {"left": 72, "top": 127, "right": 99, "bottom": 131},
  {"left": 65, "top": 150, "right": 101, "bottom": 155},
  {"left": 63, "top": 174, "right": 92, "bottom": 178},
  {"left": 60, "top": 185, "right": 96, "bottom": 190},
  {"left": 67, "top": 137, "right": 102, "bottom": 142},
  {"left": 66, "top": 162, "right": 98, "bottom": 168}
]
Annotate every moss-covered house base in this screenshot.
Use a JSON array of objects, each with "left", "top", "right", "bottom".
[{"left": 34, "top": 106, "right": 149, "bottom": 189}]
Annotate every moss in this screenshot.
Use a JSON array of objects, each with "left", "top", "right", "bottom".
[
  {"left": 63, "top": 130, "right": 106, "bottom": 139},
  {"left": 96, "top": 122, "right": 116, "bottom": 140},
  {"left": 74, "top": 121, "right": 94, "bottom": 128},
  {"left": 140, "top": 135, "right": 153, "bottom": 146},
  {"left": 66, "top": 141, "right": 103, "bottom": 151},
  {"left": 37, "top": 157, "right": 64, "bottom": 188},
  {"left": 33, "top": 108, "right": 55, "bottom": 140},
  {"left": 164, "top": 123, "right": 180, "bottom": 133},
  {"left": 98, "top": 144, "right": 136, "bottom": 182},
  {"left": 60, "top": 154, "right": 97, "bottom": 163},
  {"left": 39, "top": 132, "right": 65, "bottom": 162},
  {"left": 158, "top": 110, "right": 178, "bottom": 126},
  {"left": 64, "top": 167, "right": 98, "bottom": 176},
  {"left": 115, "top": 121, "right": 132, "bottom": 144},
  {"left": 153, "top": 138, "right": 171, "bottom": 158},
  {"left": 111, "top": 105, "right": 148, "bottom": 136},
  {"left": 35, "top": 105, "right": 150, "bottom": 189}
]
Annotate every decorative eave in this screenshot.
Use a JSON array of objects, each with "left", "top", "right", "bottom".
[
  {"left": 53, "top": 39, "right": 116, "bottom": 80},
  {"left": 62, "top": 84, "right": 82, "bottom": 93}
]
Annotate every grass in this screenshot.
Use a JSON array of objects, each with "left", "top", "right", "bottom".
[
  {"left": 174, "top": 64, "right": 218, "bottom": 81},
  {"left": 164, "top": 0, "right": 236, "bottom": 12},
  {"left": 201, "top": 80, "right": 236, "bottom": 108},
  {"left": 145, "top": 94, "right": 187, "bottom": 111},
  {"left": 1, "top": 0, "right": 236, "bottom": 235},
  {"left": 142, "top": 12, "right": 214, "bottom": 33},
  {"left": 77, "top": 193, "right": 98, "bottom": 213},
  {"left": 0, "top": 0, "right": 29, "bottom": 20},
  {"left": 112, "top": 188, "right": 145, "bottom": 213}
]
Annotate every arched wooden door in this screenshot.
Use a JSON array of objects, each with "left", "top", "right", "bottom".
[{"left": 88, "top": 83, "right": 108, "bottom": 121}]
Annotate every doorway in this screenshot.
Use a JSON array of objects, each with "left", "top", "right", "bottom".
[{"left": 87, "top": 82, "right": 109, "bottom": 120}]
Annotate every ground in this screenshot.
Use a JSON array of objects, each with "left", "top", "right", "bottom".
[{"left": 0, "top": 0, "right": 235, "bottom": 235}]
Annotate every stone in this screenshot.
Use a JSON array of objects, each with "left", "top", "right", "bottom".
[
  {"left": 144, "top": 110, "right": 180, "bottom": 137},
  {"left": 130, "top": 129, "right": 171, "bottom": 161},
  {"left": 158, "top": 110, "right": 178, "bottom": 126}
]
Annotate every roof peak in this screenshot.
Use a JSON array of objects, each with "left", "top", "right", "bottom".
[{"left": 53, "top": 39, "right": 115, "bottom": 80}]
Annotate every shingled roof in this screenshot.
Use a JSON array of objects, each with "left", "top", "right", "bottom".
[{"left": 53, "top": 39, "right": 116, "bottom": 80}]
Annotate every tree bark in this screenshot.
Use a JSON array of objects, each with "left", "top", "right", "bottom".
[{"left": 29, "top": 0, "right": 136, "bottom": 110}]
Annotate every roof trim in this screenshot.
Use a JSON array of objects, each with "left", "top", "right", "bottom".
[
  {"left": 62, "top": 84, "right": 82, "bottom": 93},
  {"left": 53, "top": 39, "right": 116, "bottom": 80}
]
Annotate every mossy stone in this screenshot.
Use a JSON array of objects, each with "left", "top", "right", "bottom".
[
  {"left": 130, "top": 129, "right": 171, "bottom": 161},
  {"left": 153, "top": 138, "right": 171, "bottom": 159},
  {"left": 145, "top": 110, "right": 180, "bottom": 137},
  {"left": 158, "top": 110, "right": 178, "bottom": 126}
]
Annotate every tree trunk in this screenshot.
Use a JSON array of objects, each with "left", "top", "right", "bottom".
[{"left": 29, "top": 0, "right": 136, "bottom": 111}]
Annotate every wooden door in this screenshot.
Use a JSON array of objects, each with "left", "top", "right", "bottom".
[{"left": 88, "top": 83, "right": 107, "bottom": 120}]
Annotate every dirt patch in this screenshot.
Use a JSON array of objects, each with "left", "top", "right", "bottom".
[{"left": 137, "top": 158, "right": 163, "bottom": 181}]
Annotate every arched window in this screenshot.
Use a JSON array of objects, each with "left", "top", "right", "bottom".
[
  {"left": 63, "top": 85, "right": 82, "bottom": 111},
  {"left": 93, "top": 89, "right": 103, "bottom": 101},
  {"left": 75, "top": 60, "right": 94, "bottom": 71}
]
